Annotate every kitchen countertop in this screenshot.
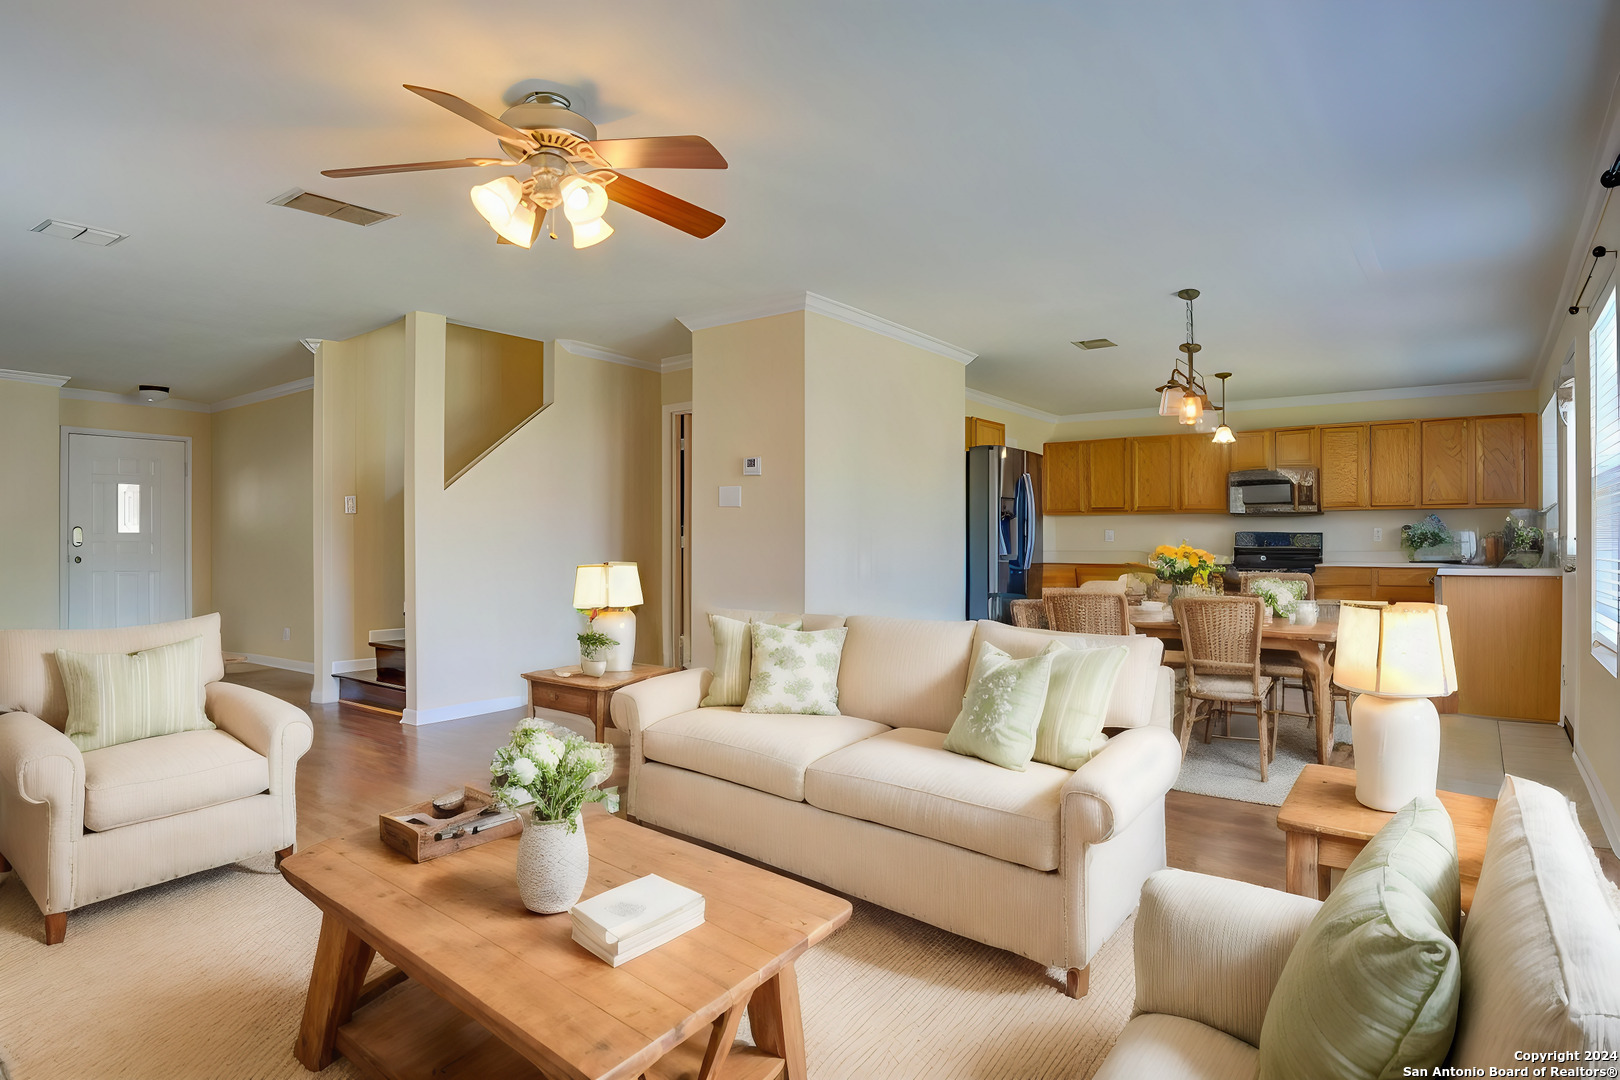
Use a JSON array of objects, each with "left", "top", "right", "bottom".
[{"left": 1316, "top": 561, "right": 1560, "bottom": 575}]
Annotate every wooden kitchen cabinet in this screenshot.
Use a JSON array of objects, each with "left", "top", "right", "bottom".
[
  {"left": 1178, "top": 434, "right": 1230, "bottom": 512},
  {"left": 1228, "top": 429, "right": 1272, "bottom": 472},
  {"left": 1129, "top": 435, "right": 1180, "bottom": 512},
  {"left": 1042, "top": 440, "right": 1085, "bottom": 514},
  {"left": 1319, "top": 424, "right": 1370, "bottom": 509},
  {"left": 1421, "top": 418, "right": 1473, "bottom": 506},
  {"left": 1313, "top": 565, "right": 1436, "bottom": 603},
  {"left": 1473, "top": 414, "right": 1531, "bottom": 506},
  {"left": 1368, "top": 420, "right": 1420, "bottom": 508},
  {"left": 1273, "top": 427, "right": 1318, "bottom": 467},
  {"left": 1440, "top": 573, "right": 1561, "bottom": 722},
  {"left": 1313, "top": 566, "right": 1376, "bottom": 600},
  {"left": 965, "top": 416, "right": 1006, "bottom": 450},
  {"left": 1086, "top": 438, "right": 1130, "bottom": 512}
]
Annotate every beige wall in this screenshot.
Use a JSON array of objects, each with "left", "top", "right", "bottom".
[
  {"left": 662, "top": 367, "right": 693, "bottom": 405},
  {"left": 964, "top": 397, "right": 1056, "bottom": 451},
  {"left": 313, "top": 320, "right": 407, "bottom": 696},
  {"left": 212, "top": 390, "right": 313, "bottom": 664},
  {"left": 805, "top": 312, "right": 964, "bottom": 618},
  {"left": 0, "top": 379, "right": 62, "bottom": 629},
  {"left": 443, "top": 325, "right": 546, "bottom": 485},
  {"left": 689, "top": 312, "right": 808, "bottom": 668},
  {"left": 406, "top": 327, "right": 662, "bottom": 722},
  {"left": 58, "top": 397, "right": 213, "bottom": 616}
]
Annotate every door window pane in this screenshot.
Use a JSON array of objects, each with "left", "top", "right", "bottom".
[{"left": 117, "top": 483, "right": 141, "bottom": 533}]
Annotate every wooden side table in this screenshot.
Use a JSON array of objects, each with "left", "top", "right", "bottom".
[
  {"left": 1276, "top": 764, "right": 1496, "bottom": 913},
  {"left": 521, "top": 663, "right": 680, "bottom": 741}
]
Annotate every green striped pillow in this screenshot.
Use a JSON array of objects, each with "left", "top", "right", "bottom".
[
  {"left": 701, "top": 614, "right": 803, "bottom": 707},
  {"left": 56, "top": 636, "right": 215, "bottom": 751},
  {"left": 1032, "top": 644, "right": 1128, "bottom": 770}
]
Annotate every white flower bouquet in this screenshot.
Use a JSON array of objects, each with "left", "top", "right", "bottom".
[{"left": 489, "top": 719, "right": 616, "bottom": 832}]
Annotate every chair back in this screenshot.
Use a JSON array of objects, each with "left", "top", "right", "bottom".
[
  {"left": 1077, "top": 579, "right": 1128, "bottom": 595},
  {"left": 1007, "top": 599, "right": 1048, "bottom": 629},
  {"left": 1173, "top": 595, "right": 1265, "bottom": 697},
  {"left": 1044, "top": 589, "right": 1132, "bottom": 635},
  {"left": 1235, "top": 571, "right": 1316, "bottom": 600}
]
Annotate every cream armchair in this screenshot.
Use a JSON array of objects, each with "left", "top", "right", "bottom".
[{"left": 0, "top": 614, "right": 312, "bottom": 944}]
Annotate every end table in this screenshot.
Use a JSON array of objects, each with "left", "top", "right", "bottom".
[{"left": 521, "top": 663, "right": 680, "bottom": 741}]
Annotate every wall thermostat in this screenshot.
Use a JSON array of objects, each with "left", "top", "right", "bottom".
[{"left": 743, "top": 456, "right": 763, "bottom": 475}]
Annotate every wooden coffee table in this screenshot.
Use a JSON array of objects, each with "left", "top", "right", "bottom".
[
  {"left": 1277, "top": 764, "right": 1496, "bottom": 913},
  {"left": 522, "top": 664, "right": 680, "bottom": 741},
  {"left": 281, "top": 804, "right": 851, "bottom": 1079}
]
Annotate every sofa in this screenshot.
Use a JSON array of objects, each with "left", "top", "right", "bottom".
[
  {"left": 0, "top": 614, "right": 313, "bottom": 943},
  {"left": 612, "top": 613, "right": 1183, "bottom": 997},
  {"left": 1094, "top": 774, "right": 1620, "bottom": 1078}
]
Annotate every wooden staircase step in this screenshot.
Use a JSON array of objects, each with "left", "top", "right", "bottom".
[
  {"left": 336, "top": 670, "right": 406, "bottom": 717},
  {"left": 372, "top": 641, "right": 406, "bottom": 686}
]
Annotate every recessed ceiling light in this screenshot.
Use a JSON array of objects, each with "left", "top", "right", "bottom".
[
  {"left": 31, "top": 219, "right": 128, "bottom": 246},
  {"left": 269, "top": 189, "right": 397, "bottom": 226},
  {"left": 1072, "top": 338, "right": 1117, "bottom": 350}
]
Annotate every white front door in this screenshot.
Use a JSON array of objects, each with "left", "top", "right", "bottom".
[{"left": 64, "top": 432, "right": 189, "bottom": 629}]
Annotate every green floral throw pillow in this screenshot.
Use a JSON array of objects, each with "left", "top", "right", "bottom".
[
  {"left": 702, "top": 613, "right": 803, "bottom": 707},
  {"left": 943, "top": 641, "right": 1059, "bottom": 771},
  {"left": 1250, "top": 577, "right": 1307, "bottom": 617},
  {"left": 741, "top": 623, "right": 847, "bottom": 715},
  {"left": 1032, "top": 643, "right": 1129, "bottom": 770}
]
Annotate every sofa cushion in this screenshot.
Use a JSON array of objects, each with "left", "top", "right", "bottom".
[
  {"left": 1449, "top": 775, "right": 1620, "bottom": 1067},
  {"left": 972, "top": 620, "right": 1164, "bottom": 730},
  {"left": 836, "top": 616, "right": 978, "bottom": 732},
  {"left": 57, "top": 636, "right": 215, "bottom": 752},
  {"left": 1092, "top": 1015, "right": 1259, "bottom": 1080},
  {"left": 641, "top": 708, "right": 889, "bottom": 802},
  {"left": 742, "top": 624, "right": 847, "bottom": 716},
  {"left": 804, "top": 727, "right": 1068, "bottom": 871},
  {"left": 82, "top": 728, "right": 270, "bottom": 832},
  {"left": 700, "top": 613, "right": 803, "bottom": 708}
]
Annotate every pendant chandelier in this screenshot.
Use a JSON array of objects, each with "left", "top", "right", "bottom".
[{"left": 1157, "top": 288, "right": 1211, "bottom": 426}]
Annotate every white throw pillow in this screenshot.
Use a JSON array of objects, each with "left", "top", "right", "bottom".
[
  {"left": 701, "top": 613, "right": 802, "bottom": 707},
  {"left": 741, "top": 623, "right": 847, "bottom": 715}
]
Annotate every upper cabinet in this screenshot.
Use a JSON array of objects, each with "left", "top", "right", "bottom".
[
  {"left": 1228, "top": 429, "right": 1272, "bottom": 472},
  {"left": 1085, "top": 438, "right": 1130, "bottom": 512},
  {"left": 1178, "top": 433, "right": 1229, "bottom": 512},
  {"left": 965, "top": 416, "right": 1006, "bottom": 450},
  {"left": 1474, "top": 414, "right": 1531, "bottom": 506},
  {"left": 1319, "top": 424, "right": 1370, "bottom": 509},
  {"left": 1129, "top": 436, "right": 1180, "bottom": 512},
  {"left": 1368, "top": 420, "right": 1420, "bottom": 508},
  {"left": 1043, "top": 440, "right": 1085, "bottom": 514},
  {"left": 1421, "top": 418, "right": 1473, "bottom": 507},
  {"left": 1273, "top": 427, "right": 1318, "bottom": 468}
]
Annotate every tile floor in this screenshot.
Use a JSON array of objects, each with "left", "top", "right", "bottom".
[{"left": 1440, "top": 714, "right": 1612, "bottom": 852}]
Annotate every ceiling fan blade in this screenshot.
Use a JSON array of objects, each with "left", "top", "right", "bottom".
[
  {"left": 403, "top": 84, "right": 538, "bottom": 151},
  {"left": 322, "top": 158, "right": 512, "bottom": 178},
  {"left": 604, "top": 174, "right": 725, "bottom": 238},
  {"left": 584, "top": 135, "right": 727, "bottom": 170}
]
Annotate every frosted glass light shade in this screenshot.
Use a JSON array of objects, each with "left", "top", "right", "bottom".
[
  {"left": 1213, "top": 424, "right": 1236, "bottom": 444},
  {"left": 573, "top": 563, "right": 608, "bottom": 609},
  {"left": 560, "top": 175, "right": 608, "bottom": 223},
  {"left": 470, "top": 176, "right": 536, "bottom": 247},
  {"left": 1334, "top": 602, "right": 1457, "bottom": 698},
  {"left": 604, "top": 562, "right": 643, "bottom": 607},
  {"left": 571, "top": 216, "right": 613, "bottom": 249},
  {"left": 1157, "top": 386, "right": 1185, "bottom": 417}
]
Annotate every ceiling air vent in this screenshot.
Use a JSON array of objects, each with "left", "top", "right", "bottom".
[
  {"left": 31, "top": 219, "right": 127, "bottom": 246},
  {"left": 269, "top": 189, "right": 396, "bottom": 226},
  {"left": 1072, "top": 338, "right": 1117, "bottom": 350}
]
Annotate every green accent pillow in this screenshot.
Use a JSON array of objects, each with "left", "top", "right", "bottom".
[
  {"left": 1250, "top": 577, "right": 1308, "bottom": 617},
  {"left": 1032, "top": 644, "right": 1128, "bottom": 770},
  {"left": 56, "top": 636, "right": 215, "bottom": 752},
  {"left": 943, "top": 641, "right": 1059, "bottom": 771},
  {"left": 1257, "top": 797, "right": 1462, "bottom": 1080},
  {"left": 701, "top": 614, "right": 802, "bottom": 707},
  {"left": 741, "top": 623, "right": 847, "bottom": 715}
]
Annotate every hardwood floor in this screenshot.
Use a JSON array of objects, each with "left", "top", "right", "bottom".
[{"left": 227, "top": 664, "right": 1617, "bottom": 888}]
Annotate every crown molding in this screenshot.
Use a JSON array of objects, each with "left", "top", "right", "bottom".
[
  {"left": 210, "top": 377, "right": 315, "bottom": 413},
  {"left": 554, "top": 338, "right": 661, "bottom": 372},
  {"left": 0, "top": 368, "right": 70, "bottom": 387},
  {"left": 59, "top": 387, "right": 212, "bottom": 413},
  {"left": 964, "top": 388, "right": 1062, "bottom": 424},
  {"left": 660, "top": 353, "right": 693, "bottom": 373},
  {"left": 676, "top": 292, "right": 977, "bottom": 365}
]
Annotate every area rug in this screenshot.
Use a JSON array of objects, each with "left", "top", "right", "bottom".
[
  {"left": 0, "top": 857, "right": 1135, "bottom": 1080},
  {"left": 1172, "top": 696, "right": 1354, "bottom": 806}
]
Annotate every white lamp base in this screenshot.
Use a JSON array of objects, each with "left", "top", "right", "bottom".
[
  {"left": 592, "top": 609, "right": 637, "bottom": 673},
  {"left": 1350, "top": 693, "right": 1441, "bottom": 811}
]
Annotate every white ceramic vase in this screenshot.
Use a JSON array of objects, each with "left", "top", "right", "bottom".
[
  {"left": 580, "top": 658, "right": 607, "bottom": 677},
  {"left": 515, "top": 810, "right": 589, "bottom": 914}
]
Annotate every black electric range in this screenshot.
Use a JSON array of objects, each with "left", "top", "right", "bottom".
[{"left": 1229, "top": 530, "right": 1324, "bottom": 575}]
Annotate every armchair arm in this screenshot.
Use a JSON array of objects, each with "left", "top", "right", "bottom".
[
  {"left": 205, "top": 681, "right": 313, "bottom": 796},
  {"left": 1148, "top": 666, "right": 1175, "bottom": 730},
  {"left": 609, "top": 668, "right": 711, "bottom": 736},
  {"left": 1133, "top": 868, "right": 1321, "bottom": 1047},
  {"left": 1062, "top": 725, "right": 1181, "bottom": 845},
  {"left": 0, "top": 711, "right": 85, "bottom": 914}
]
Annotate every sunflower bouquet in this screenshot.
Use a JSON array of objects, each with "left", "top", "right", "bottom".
[{"left": 1150, "top": 543, "right": 1225, "bottom": 586}]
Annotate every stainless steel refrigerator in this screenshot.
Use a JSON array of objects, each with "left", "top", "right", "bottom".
[{"left": 966, "top": 445, "right": 1043, "bottom": 622}]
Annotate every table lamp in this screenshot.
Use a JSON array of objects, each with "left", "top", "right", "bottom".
[
  {"left": 573, "top": 562, "right": 643, "bottom": 672},
  {"left": 1332, "top": 601, "right": 1458, "bottom": 811}
]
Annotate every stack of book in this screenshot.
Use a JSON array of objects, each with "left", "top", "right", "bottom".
[{"left": 570, "top": 874, "right": 705, "bottom": 967}]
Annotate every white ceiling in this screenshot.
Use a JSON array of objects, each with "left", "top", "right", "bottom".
[{"left": 3, "top": 1, "right": 1618, "bottom": 410}]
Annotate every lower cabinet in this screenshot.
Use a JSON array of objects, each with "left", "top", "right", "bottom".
[{"left": 1313, "top": 565, "right": 1436, "bottom": 602}]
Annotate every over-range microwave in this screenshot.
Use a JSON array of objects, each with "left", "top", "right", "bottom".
[{"left": 1228, "top": 468, "right": 1321, "bottom": 515}]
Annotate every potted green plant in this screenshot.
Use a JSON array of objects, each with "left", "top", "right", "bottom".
[
  {"left": 576, "top": 630, "right": 617, "bottom": 677},
  {"left": 1400, "top": 514, "right": 1452, "bottom": 562},
  {"left": 490, "top": 720, "right": 615, "bottom": 913}
]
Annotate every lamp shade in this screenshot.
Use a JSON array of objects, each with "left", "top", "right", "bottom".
[
  {"left": 1333, "top": 602, "right": 1457, "bottom": 698},
  {"left": 573, "top": 564, "right": 608, "bottom": 610},
  {"left": 605, "top": 561, "right": 643, "bottom": 607}
]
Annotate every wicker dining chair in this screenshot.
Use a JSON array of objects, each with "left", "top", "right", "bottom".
[
  {"left": 1008, "top": 599, "right": 1049, "bottom": 629},
  {"left": 1173, "top": 595, "right": 1279, "bottom": 781},
  {"left": 1043, "top": 589, "right": 1133, "bottom": 635},
  {"left": 1237, "top": 571, "right": 1318, "bottom": 727}
]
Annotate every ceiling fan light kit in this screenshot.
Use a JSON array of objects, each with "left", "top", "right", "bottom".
[{"left": 324, "top": 84, "right": 727, "bottom": 251}]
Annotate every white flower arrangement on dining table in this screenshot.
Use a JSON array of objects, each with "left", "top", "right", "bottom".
[{"left": 490, "top": 718, "right": 617, "bottom": 831}]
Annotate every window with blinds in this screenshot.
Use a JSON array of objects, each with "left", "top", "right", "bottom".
[{"left": 1591, "top": 286, "right": 1620, "bottom": 673}]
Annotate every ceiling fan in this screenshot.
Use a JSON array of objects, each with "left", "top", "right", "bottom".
[{"left": 322, "top": 85, "right": 727, "bottom": 249}]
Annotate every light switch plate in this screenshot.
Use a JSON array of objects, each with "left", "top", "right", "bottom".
[
  {"left": 719, "top": 486, "right": 742, "bottom": 507},
  {"left": 1104, "top": 529, "right": 1115, "bottom": 542},
  {"left": 743, "top": 456, "right": 762, "bottom": 475},
  {"left": 344, "top": 495, "right": 357, "bottom": 514}
]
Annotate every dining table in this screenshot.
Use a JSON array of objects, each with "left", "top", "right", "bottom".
[{"left": 1128, "top": 606, "right": 1341, "bottom": 765}]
